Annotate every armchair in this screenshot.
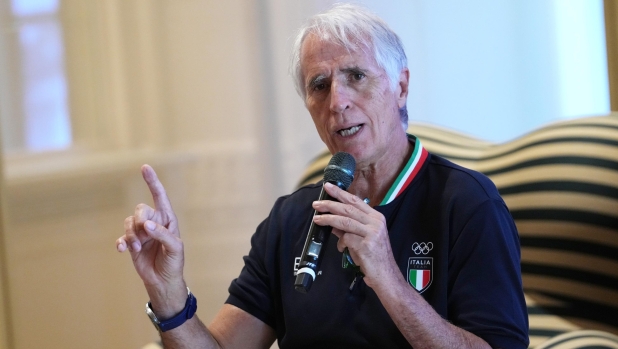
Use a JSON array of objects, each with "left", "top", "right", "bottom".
[{"left": 298, "top": 114, "right": 618, "bottom": 348}]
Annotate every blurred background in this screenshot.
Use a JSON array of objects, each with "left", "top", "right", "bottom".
[{"left": 0, "top": 0, "right": 615, "bottom": 348}]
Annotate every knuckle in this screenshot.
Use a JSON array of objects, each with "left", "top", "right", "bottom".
[
  {"left": 343, "top": 205, "right": 355, "bottom": 215},
  {"left": 349, "top": 195, "right": 362, "bottom": 204},
  {"left": 134, "top": 204, "right": 152, "bottom": 221},
  {"left": 124, "top": 217, "right": 136, "bottom": 234},
  {"left": 342, "top": 217, "right": 354, "bottom": 229},
  {"left": 375, "top": 225, "right": 388, "bottom": 239},
  {"left": 375, "top": 217, "right": 387, "bottom": 230},
  {"left": 136, "top": 203, "right": 153, "bottom": 214}
]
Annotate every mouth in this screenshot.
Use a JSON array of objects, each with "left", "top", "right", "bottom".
[{"left": 337, "top": 124, "right": 362, "bottom": 137}]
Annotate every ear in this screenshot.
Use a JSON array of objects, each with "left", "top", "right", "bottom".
[{"left": 396, "top": 68, "right": 410, "bottom": 109}]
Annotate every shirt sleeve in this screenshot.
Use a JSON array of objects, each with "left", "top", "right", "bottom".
[
  {"left": 225, "top": 200, "right": 282, "bottom": 329},
  {"left": 447, "top": 198, "right": 529, "bottom": 349}
]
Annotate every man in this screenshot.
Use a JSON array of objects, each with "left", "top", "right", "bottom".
[{"left": 116, "top": 4, "right": 529, "bottom": 348}]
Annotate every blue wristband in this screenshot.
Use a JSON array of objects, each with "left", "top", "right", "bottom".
[{"left": 146, "top": 288, "right": 197, "bottom": 332}]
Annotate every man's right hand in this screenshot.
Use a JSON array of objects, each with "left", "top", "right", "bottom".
[{"left": 116, "top": 164, "right": 187, "bottom": 318}]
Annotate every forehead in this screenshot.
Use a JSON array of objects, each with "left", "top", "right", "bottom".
[{"left": 299, "top": 34, "right": 378, "bottom": 75}]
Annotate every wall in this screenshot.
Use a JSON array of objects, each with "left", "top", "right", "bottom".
[{"left": 1, "top": 0, "right": 276, "bottom": 348}]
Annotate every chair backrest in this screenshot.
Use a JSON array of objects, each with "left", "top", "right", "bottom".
[{"left": 298, "top": 114, "right": 618, "bottom": 335}]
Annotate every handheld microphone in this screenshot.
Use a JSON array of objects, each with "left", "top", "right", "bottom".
[{"left": 294, "top": 152, "right": 356, "bottom": 293}]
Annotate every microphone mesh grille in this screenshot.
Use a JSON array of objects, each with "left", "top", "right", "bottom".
[{"left": 323, "top": 152, "right": 356, "bottom": 190}]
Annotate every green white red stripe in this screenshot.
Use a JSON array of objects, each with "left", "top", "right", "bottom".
[
  {"left": 409, "top": 269, "right": 431, "bottom": 291},
  {"left": 380, "top": 135, "right": 428, "bottom": 206}
]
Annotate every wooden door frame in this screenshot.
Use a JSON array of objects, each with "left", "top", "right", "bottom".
[{"left": 605, "top": 0, "right": 618, "bottom": 111}]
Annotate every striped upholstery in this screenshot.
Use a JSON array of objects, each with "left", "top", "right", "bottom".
[
  {"left": 526, "top": 295, "right": 581, "bottom": 348},
  {"left": 298, "top": 114, "right": 618, "bottom": 347},
  {"left": 533, "top": 330, "right": 618, "bottom": 349}
]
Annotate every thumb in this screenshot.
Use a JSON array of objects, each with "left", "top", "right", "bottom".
[
  {"left": 331, "top": 228, "right": 344, "bottom": 239},
  {"left": 143, "top": 220, "right": 183, "bottom": 257}
]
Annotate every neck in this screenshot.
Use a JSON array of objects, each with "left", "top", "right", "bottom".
[{"left": 348, "top": 133, "right": 412, "bottom": 205}]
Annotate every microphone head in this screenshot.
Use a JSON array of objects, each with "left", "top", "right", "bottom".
[{"left": 323, "top": 152, "right": 356, "bottom": 190}]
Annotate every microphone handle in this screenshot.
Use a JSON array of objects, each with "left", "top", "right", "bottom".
[{"left": 294, "top": 183, "right": 338, "bottom": 293}]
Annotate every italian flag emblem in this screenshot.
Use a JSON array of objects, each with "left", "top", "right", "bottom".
[{"left": 407, "top": 257, "right": 433, "bottom": 293}]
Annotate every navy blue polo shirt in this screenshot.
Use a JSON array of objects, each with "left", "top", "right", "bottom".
[{"left": 226, "top": 137, "right": 529, "bottom": 349}]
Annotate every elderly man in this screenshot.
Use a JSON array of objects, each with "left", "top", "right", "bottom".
[{"left": 117, "top": 4, "right": 528, "bottom": 348}]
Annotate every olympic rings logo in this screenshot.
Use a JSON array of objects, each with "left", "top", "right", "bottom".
[{"left": 411, "top": 242, "right": 433, "bottom": 255}]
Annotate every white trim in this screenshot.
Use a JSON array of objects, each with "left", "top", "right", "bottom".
[{"left": 297, "top": 267, "right": 316, "bottom": 281}]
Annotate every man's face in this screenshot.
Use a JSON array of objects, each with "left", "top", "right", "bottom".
[{"left": 300, "top": 34, "right": 408, "bottom": 168}]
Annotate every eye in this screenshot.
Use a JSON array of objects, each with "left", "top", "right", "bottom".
[
  {"left": 314, "top": 83, "right": 326, "bottom": 91},
  {"left": 351, "top": 72, "right": 365, "bottom": 81},
  {"left": 308, "top": 77, "right": 329, "bottom": 93}
]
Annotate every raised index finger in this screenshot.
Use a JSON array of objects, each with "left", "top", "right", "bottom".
[{"left": 141, "top": 164, "right": 173, "bottom": 212}]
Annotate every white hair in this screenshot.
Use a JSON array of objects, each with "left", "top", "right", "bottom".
[{"left": 290, "top": 3, "right": 408, "bottom": 100}]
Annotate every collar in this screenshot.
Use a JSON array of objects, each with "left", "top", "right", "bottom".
[{"left": 379, "top": 134, "right": 428, "bottom": 206}]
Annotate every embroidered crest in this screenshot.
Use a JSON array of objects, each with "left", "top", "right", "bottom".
[{"left": 407, "top": 257, "right": 433, "bottom": 293}]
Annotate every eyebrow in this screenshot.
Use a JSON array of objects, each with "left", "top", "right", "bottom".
[
  {"left": 340, "top": 66, "right": 366, "bottom": 75},
  {"left": 307, "top": 74, "right": 327, "bottom": 90},
  {"left": 306, "top": 66, "right": 368, "bottom": 90}
]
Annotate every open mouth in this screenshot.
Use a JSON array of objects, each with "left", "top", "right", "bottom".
[{"left": 337, "top": 125, "right": 362, "bottom": 137}]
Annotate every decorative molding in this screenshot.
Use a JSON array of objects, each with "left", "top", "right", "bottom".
[{"left": 4, "top": 139, "right": 260, "bottom": 222}]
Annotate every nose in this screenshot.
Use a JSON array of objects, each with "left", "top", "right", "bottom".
[{"left": 329, "top": 81, "right": 351, "bottom": 114}]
